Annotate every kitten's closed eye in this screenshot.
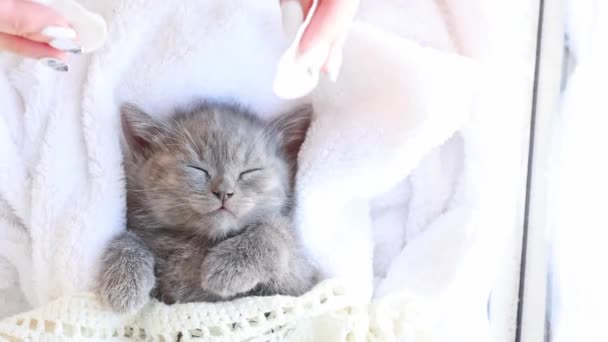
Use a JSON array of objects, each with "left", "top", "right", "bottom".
[
  {"left": 239, "top": 168, "right": 262, "bottom": 180},
  {"left": 188, "top": 165, "right": 210, "bottom": 178}
]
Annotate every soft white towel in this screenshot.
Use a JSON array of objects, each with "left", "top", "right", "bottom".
[{"left": 297, "top": 22, "right": 477, "bottom": 301}]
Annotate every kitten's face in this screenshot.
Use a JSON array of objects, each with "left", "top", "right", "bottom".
[
  {"left": 123, "top": 103, "right": 310, "bottom": 239},
  {"left": 136, "top": 125, "right": 288, "bottom": 236}
]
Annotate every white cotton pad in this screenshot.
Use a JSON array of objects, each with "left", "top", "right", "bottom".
[
  {"left": 273, "top": 0, "right": 321, "bottom": 99},
  {"left": 32, "top": 0, "right": 108, "bottom": 53}
]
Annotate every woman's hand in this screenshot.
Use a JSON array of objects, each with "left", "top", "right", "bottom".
[
  {"left": 286, "top": 0, "right": 359, "bottom": 79},
  {"left": 0, "top": 0, "right": 80, "bottom": 70}
]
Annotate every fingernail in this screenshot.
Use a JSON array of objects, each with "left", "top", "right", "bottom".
[
  {"left": 280, "top": 0, "right": 304, "bottom": 39},
  {"left": 41, "top": 26, "right": 77, "bottom": 40},
  {"left": 39, "top": 57, "right": 69, "bottom": 72},
  {"left": 49, "top": 38, "right": 82, "bottom": 54},
  {"left": 327, "top": 38, "right": 346, "bottom": 82},
  {"left": 327, "top": 50, "right": 343, "bottom": 82},
  {"left": 297, "top": 43, "right": 330, "bottom": 76}
]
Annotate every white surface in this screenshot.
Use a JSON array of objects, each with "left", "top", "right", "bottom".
[{"left": 549, "top": 1, "right": 608, "bottom": 341}]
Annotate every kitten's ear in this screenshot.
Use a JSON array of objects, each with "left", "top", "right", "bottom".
[
  {"left": 121, "top": 103, "right": 164, "bottom": 158},
  {"left": 267, "top": 104, "right": 313, "bottom": 166}
]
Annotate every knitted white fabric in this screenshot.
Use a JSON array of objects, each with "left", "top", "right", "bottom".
[{"left": 0, "top": 280, "right": 431, "bottom": 341}]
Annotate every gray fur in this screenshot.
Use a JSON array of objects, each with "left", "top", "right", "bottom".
[
  {"left": 98, "top": 101, "right": 317, "bottom": 312},
  {"left": 98, "top": 231, "right": 156, "bottom": 312}
]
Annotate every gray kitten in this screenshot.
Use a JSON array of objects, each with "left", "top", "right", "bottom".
[{"left": 98, "top": 101, "right": 317, "bottom": 313}]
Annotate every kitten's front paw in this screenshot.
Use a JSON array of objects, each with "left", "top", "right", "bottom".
[
  {"left": 100, "top": 278, "right": 153, "bottom": 313},
  {"left": 98, "top": 237, "right": 156, "bottom": 313},
  {"left": 201, "top": 248, "right": 261, "bottom": 298}
]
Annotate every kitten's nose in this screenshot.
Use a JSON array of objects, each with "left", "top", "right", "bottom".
[{"left": 213, "top": 191, "right": 234, "bottom": 202}]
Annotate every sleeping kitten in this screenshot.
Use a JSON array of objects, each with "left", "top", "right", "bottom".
[{"left": 98, "top": 101, "right": 317, "bottom": 312}]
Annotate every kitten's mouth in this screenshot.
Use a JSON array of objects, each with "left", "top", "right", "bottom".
[{"left": 212, "top": 207, "right": 235, "bottom": 216}]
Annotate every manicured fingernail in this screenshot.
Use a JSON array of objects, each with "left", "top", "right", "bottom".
[
  {"left": 280, "top": 0, "right": 304, "bottom": 39},
  {"left": 327, "top": 53, "right": 342, "bottom": 82},
  {"left": 39, "top": 57, "right": 69, "bottom": 72},
  {"left": 327, "top": 38, "right": 346, "bottom": 82},
  {"left": 49, "top": 38, "right": 82, "bottom": 54},
  {"left": 298, "top": 43, "right": 330, "bottom": 76},
  {"left": 41, "top": 26, "right": 77, "bottom": 40}
]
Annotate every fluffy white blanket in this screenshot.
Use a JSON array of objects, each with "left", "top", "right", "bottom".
[{"left": 0, "top": 0, "right": 535, "bottom": 340}]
